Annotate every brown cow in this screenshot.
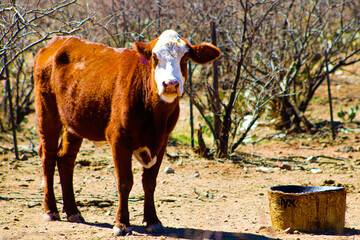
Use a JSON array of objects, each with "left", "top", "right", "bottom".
[{"left": 34, "top": 30, "right": 220, "bottom": 236}]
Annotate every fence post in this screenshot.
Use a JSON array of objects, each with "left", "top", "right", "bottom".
[
  {"left": 188, "top": 61, "right": 195, "bottom": 148},
  {"left": 211, "top": 21, "right": 220, "bottom": 141},
  {"left": 324, "top": 40, "right": 336, "bottom": 140}
]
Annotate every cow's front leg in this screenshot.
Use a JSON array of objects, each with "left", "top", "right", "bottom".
[
  {"left": 109, "top": 137, "right": 134, "bottom": 236},
  {"left": 113, "top": 158, "right": 133, "bottom": 236},
  {"left": 142, "top": 145, "right": 165, "bottom": 233}
]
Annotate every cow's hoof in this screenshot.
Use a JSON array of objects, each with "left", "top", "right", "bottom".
[
  {"left": 67, "top": 213, "right": 85, "bottom": 223},
  {"left": 113, "top": 225, "right": 132, "bottom": 236},
  {"left": 44, "top": 212, "right": 60, "bottom": 221},
  {"left": 146, "top": 223, "right": 165, "bottom": 234}
]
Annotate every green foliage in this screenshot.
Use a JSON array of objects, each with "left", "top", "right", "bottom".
[
  {"left": 170, "top": 133, "right": 194, "bottom": 146},
  {"left": 337, "top": 106, "right": 359, "bottom": 122}
]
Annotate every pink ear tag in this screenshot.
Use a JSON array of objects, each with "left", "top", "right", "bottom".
[{"left": 140, "top": 55, "right": 150, "bottom": 66}]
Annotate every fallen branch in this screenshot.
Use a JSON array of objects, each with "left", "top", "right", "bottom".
[
  {"left": 315, "top": 155, "right": 348, "bottom": 161},
  {"left": 299, "top": 146, "right": 325, "bottom": 150},
  {"left": 235, "top": 151, "right": 349, "bottom": 163}
]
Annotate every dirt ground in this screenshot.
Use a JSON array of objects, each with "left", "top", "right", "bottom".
[{"left": 1, "top": 70, "right": 360, "bottom": 240}]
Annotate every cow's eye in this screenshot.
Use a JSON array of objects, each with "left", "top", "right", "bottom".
[
  {"left": 152, "top": 54, "right": 159, "bottom": 65},
  {"left": 181, "top": 54, "right": 189, "bottom": 63}
]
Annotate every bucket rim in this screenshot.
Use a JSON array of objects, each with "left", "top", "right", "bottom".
[{"left": 269, "top": 185, "right": 345, "bottom": 194}]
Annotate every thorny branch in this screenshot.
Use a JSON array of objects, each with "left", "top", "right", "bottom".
[{"left": 0, "top": 0, "right": 92, "bottom": 78}]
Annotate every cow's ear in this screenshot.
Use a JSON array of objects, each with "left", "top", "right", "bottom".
[
  {"left": 189, "top": 43, "right": 221, "bottom": 64},
  {"left": 133, "top": 41, "right": 154, "bottom": 60}
]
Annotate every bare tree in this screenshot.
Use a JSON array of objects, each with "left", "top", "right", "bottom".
[
  {"left": 178, "top": 0, "right": 360, "bottom": 157},
  {"left": 266, "top": 0, "right": 360, "bottom": 132},
  {"left": 181, "top": 0, "right": 283, "bottom": 157},
  {"left": 2, "top": 0, "right": 359, "bottom": 160},
  {"left": 0, "top": 0, "right": 91, "bottom": 158},
  {"left": 0, "top": 0, "right": 91, "bottom": 79}
]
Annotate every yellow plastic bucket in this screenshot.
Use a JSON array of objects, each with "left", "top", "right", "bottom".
[{"left": 268, "top": 185, "right": 346, "bottom": 234}]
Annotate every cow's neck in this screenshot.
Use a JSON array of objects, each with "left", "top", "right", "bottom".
[
  {"left": 137, "top": 81, "right": 179, "bottom": 156},
  {"left": 145, "top": 90, "right": 179, "bottom": 116},
  {"left": 137, "top": 69, "right": 180, "bottom": 129}
]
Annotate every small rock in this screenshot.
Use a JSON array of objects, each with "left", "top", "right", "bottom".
[
  {"left": 280, "top": 164, "right": 292, "bottom": 170},
  {"left": 323, "top": 179, "right": 335, "bottom": 185},
  {"left": 77, "top": 159, "right": 91, "bottom": 166},
  {"left": 258, "top": 226, "right": 267, "bottom": 231},
  {"left": 310, "top": 168, "right": 322, "bottom": 174},
  {"left": 26, "top": 201, "right": 41, "bottom": 208},
  {"left": 164, "top": 167, "right": 175, "bottom": 174},
  {"left": 205, "top": 192, "right": 213, "bottom": 199},
  {"left": 99, "top": 202, "right": 111, "bottom": 208},
  {"left": 306, "top": 156, "right": 317, "bottom": 162},
  {"left": 255, "top": 167, "right": 273, "bottom": 173},
  {"left": 338, "top": 146, "right": 354, "bottom": 153},
  {"left": 11, "top": 163, "right": 20, "bottom": 170}
]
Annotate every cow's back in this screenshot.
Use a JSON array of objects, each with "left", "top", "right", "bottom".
[{"left": 34, "top": 36, "right": 143, "bottom": 141}]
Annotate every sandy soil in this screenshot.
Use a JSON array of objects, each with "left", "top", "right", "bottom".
[{"left": 1, "top": 72, "right": 360, "bottom": 240}]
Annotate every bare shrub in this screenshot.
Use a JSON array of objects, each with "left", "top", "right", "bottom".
[{"left": 1, "top": 0, "right": 359, "bottom": 159}]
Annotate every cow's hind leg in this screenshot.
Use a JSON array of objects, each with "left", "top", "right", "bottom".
[
  {"left": 39, "top": 139, "right": 61, "bottom": 221},
  {"left": 57, "top": 129, "right": 84, "bottom": 222},
  {"left": 36, "top": 97, "right": 62, "bottom": 221}
]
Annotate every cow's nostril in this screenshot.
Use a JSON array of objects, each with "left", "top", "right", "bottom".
[
  {"left": 173, "top": 81, "right": 180, "bottom": 88},
  {"left": 166, "top": 80, "right": 179, "bottom": 88}
]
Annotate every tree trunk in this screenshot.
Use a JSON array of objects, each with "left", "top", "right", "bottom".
[{"left": 217, "top": 116, "right": 231, "bottom": 158}]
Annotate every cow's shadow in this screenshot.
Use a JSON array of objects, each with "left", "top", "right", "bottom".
[
  {"left": 83, "top": 221, "right": 360, "bottom": 239},
  {"left": 137, "top": 225, "right": 277, "bottom": 240},
  {"left": 83, "top": 222, "right": 278, "bottom": 239}
]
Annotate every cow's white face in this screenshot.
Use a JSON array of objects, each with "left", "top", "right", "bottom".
[{"left": 152, "top": 30, "right": 189, "bottom": 103}]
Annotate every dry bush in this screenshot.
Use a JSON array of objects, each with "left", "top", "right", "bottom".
[{"left": 1, "top": 0, "right": 359, "bottom": 158}]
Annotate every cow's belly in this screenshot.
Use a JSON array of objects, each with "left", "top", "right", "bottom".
[
  {"left": 54, "top": 73, "right": 113, "bottom": 141},
  {"left": 57, "top": 96, "right": 110, "bottom": 141}
]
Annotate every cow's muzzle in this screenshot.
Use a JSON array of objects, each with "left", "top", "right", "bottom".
[{"left": 162, "top": 80, "right": 180, "bottom": 93}]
